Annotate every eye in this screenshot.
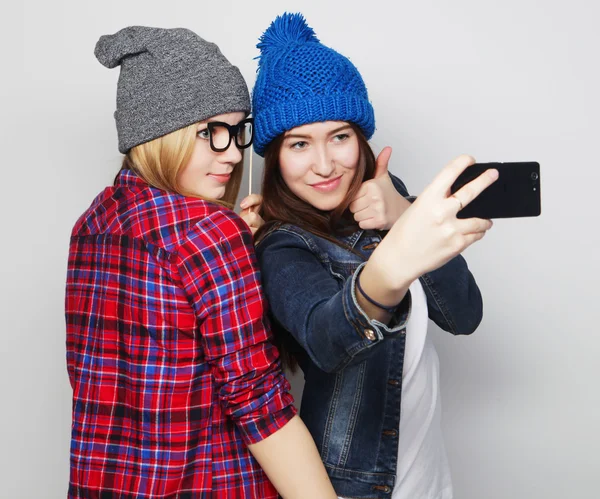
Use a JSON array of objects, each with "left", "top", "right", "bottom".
[
  {"left": 197, "top": 128, "right": 210, "bottom": 140},
  {"left": 291, "top": 141, "right": 308, "bottom": 150},
  {"left": 332, "top": 133, "right": 350, "bottom": 142}
]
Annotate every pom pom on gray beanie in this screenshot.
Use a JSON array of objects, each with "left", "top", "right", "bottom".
[{"left": 95, "top": 26, "right": 251, "bottom": 153}]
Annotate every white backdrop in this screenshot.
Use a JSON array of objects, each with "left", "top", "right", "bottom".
[{"left": 2, "top": 1, "right": 599, "bottom": 497}]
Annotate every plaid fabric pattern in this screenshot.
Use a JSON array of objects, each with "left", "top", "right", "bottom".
[{"left": 66, "top": 170, "right": 296, "bottom": 498}]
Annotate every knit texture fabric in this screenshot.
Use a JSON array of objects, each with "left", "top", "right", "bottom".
[
  {"left": 95, "top": 26, "right": 250, "bottom": 153},
  {"left": 252, "top": 13, "right": 375, "bottom": 156}
]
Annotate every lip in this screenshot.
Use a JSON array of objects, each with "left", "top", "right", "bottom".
[
  {"left": 208, "top": 173, "right": 231, "bottom": 184},
  {"left": 310, "top": 175, "right": 342, "bottom": 192}
]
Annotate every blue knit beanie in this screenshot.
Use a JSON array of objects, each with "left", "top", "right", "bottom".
[{"left": 252, "top": 13, "right": 375, "bottom": 156}]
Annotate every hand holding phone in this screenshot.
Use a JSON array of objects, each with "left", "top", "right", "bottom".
[{"left": 450, "top": 162, "right": 541, "bottom": 219}]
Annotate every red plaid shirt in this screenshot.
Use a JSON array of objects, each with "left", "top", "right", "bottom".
[{"left": 66, "top": 170, "right": 296, "bottom": 498}]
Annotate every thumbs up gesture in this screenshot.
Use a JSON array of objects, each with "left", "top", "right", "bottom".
[{"left": 349, "top": 147, "right": 411, "bottom": 230}]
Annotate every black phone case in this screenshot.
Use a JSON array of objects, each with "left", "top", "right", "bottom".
[{"left": 450, "top": 162, "right": 541, "bottom": 219}]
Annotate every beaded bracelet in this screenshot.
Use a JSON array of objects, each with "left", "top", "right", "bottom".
[{"left": 356, "top": 274, "right": 399, "bottom": 314}]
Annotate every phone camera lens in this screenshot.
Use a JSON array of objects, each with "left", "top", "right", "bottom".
[{"left": 531, "top": 172, "right": 539, "bottom": 181}]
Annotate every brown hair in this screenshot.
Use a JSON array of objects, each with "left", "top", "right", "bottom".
[
  {"left": 256, "top": 123, "right": 377, "bottom": 370},
  {"left": 116, "top": 123, "right": 243, "bottom": 208}
]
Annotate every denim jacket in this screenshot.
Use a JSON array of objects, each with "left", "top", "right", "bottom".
[{"left": 255, "top": 175, "right": 483, "bottom": 498}]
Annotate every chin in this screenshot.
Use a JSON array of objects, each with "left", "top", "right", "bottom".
[
  {"left": 190, "top": 187, "right": 226, "bottom": 200},
  {"left": 309, "top": 197, "right": 345, "bottom": 212},
  {"left": 211, "top": 188, "right": 226, "bottom": 201}
]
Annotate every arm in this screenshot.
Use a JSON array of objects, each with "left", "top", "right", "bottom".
[
  {"left": 177, "top": 211, "right": 335, "bottom": 498},
  {"left": 347, "top": 155, "right": 496, "bottom": 336},
  {"left": 420, "top": 255, "right": 483, "bottom": 335},
  {"left": 257, "top": 230, "right": 411, "bottom": 374},
  {"left": 390, "top": 171, "right": 484, "bottom": 334},
  {"left": 248, "top": 415, "right": 335, "bottom": 498}
]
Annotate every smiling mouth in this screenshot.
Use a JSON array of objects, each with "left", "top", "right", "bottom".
[
  {"left": 310, "top": 175, "right": 343, "bottom": 192},
  {"left": 208, "top": 173, "right": 231, "bottom": 184}
]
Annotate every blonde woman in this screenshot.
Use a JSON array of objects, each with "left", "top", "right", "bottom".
[{"left": 65, "top": 26, "right": 335, "bottom": 498}]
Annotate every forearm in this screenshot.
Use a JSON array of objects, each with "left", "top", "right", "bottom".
[
  {"left": 248, "top": 415, "right": 337, "bottom": 498},
  {"left": 356, "top": 260, "right": 411, "bottom": 323},
  {"left": 355, "top": 236, "right": 415, "bottom": 323},
  {"left": 263, "top": 258, "right": 384, "bottom": 372},
  {"left": 258, "top": 233, "right": 410, "bottom": 373},
  {"left": 280, "top": 275, "right": 409, "bottom": 372}
]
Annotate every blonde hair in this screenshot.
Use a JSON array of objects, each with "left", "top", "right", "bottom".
[{"left": 119, "top": 123, "right": 243, "bottom": 208}]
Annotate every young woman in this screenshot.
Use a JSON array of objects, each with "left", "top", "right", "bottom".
[
  {"left": 251, "top": 14, "right": 498, "bottom": 499},
  {"left": 65, "top": 26, "right": 336, "bottom": 498}
]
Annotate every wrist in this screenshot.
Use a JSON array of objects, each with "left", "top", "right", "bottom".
[
  {"left": 386, "top": 192, "right": 411, "bottom": 229},
  {"left": 356, "top": 273, "right": 399, "bottom": 313},
  {"left": 369, "top": 237, "right": 418, "bottom": 288},
  {"left": 361, "top": 257, "right": 413, "bottom": 304}
]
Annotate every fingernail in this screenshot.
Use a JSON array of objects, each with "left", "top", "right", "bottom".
[
  {"left": 240, "top": 201, "right": 248, "bottom": 208},
  {"left": 488, "top": 169, "right": 499, "bottom": 179}
]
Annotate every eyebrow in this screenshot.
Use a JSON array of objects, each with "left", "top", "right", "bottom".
[{"left": 284, "top": 124, "right": 352, "bottom": 140}]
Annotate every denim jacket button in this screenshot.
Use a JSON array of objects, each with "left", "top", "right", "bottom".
[
  {"left": 387, "top": 379, "right": 400, "bottom": 386},
  {"left": 372, "top": 485, "right": 392, "bottom": 494},
  {"left": 361, "top": 241, "right": 379, "bottom": 251},
  {"left": 363, "top": 328, "right": 377, "bottom": 341}
]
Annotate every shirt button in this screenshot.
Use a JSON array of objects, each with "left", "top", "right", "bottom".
[{"left": 364, "top": 328, "right": 377, "bottom": 341}]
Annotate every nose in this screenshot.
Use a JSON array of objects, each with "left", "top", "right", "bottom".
[
  {"left": 218, "top": 141, "right": 243, "bottom": 165},
  {"left": 311, "top": 146, "right": 335, "bottom": 177}
]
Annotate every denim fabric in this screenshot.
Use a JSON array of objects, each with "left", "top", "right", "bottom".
[{"left": 256, "top": 174, "right": 483, "bottom": 497}]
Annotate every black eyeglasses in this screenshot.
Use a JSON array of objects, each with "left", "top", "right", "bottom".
[{"left": 204, "top": 118, "right": 254, "bottom": 152}]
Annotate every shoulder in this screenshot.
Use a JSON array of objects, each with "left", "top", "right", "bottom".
[
  {"left": 256, "top": 222, "right": 357, "bottom": 273},
  {"left": 70, "top": 186, "right": 115, "bottom": 237},
  {"left": 256, "top": 222, "right": 321, "bottom": 255},
  {"left": 174, "top": 207, "right": 262, "bottom": 312},
  {"left": 178, "top": 206, "right": 254, "bottom": 260},
  {"left": 123, "top": 185, "right": 250, "bottom": 254}
]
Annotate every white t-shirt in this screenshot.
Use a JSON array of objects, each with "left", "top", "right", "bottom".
[
  {"left": 338, "top": 279, "right": 452, "bottom": 499},
  {"left": 392, "top": 279, "right": 452, "bottom": 499}
]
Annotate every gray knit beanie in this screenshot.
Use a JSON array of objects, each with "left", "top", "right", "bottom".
[{"left": 95, "top": 26, "right": 251, "bottom": 153}]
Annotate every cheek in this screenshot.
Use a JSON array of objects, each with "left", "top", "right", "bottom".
[
  {"left": 179, "top": 160, "right": 197, "bottom": 191},
  {"left": 178, "top": 164, "right": 191, "bottom": 190},
  {"left": 182, "top": 144, "right": 207, "bottom": 175},
  {"left": 279, "top": 153, "right": 310, "bottom": 185},
  {"left": 178, "top": 145, "right": 214, "bottom": 194},
  {"left": 337, "top": 142, "right": 361, "bottom": 171}
]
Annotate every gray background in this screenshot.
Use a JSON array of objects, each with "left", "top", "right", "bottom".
[{"left": 2, "top": 0, "right": 599, "bottom": 497}]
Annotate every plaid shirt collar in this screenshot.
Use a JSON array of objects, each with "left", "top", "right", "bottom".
[{"left": 115, "top": 168, "right": 147, "bottom": 188}]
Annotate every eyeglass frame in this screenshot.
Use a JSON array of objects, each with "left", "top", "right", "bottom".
[{"left": 206, "top": 118, "right": 254, "bottom": 153}]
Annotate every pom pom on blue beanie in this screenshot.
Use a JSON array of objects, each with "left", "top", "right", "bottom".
[{"left": 252, "top": 13, "right": 375, "bottom": 156}]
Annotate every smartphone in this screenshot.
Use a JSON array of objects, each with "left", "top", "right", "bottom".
[{"left": 450, "top": 162, "right": 541, "bottom": 219}]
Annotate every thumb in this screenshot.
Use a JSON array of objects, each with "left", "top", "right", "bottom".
[{"left": 374, "top": 146, "right": 392, "bottom": 178}]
